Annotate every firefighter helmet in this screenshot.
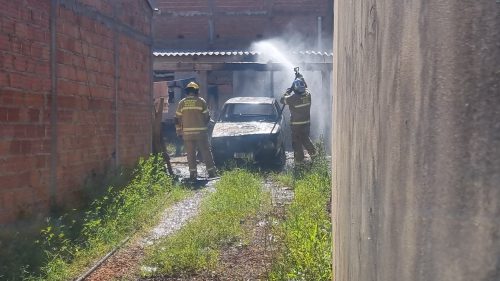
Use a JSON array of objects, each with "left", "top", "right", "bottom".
[
  {"left": 185, "top": 81, "right": 200, "bottom": 94},
  {"left": 292, "top": 78, "right": 306, "bottom": 94}
]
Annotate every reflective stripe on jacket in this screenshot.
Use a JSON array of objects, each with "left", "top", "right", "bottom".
[{"left": 175, "top": 96, "right": 210, "bottom": 138}]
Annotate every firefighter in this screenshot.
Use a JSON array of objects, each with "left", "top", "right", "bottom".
[
  {"left": 175, "top": 82, "right": 218, "bottom": 180},
  {"left": 280, "top": 78, "right": 316, "bottom": 163}
]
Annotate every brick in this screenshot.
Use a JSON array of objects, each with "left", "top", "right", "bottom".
[
  {"left": 57, "top": 95, "right": 78, "bottom": 109},
  {"left": 6, "top": 36, "right": 26, "bottom": 54},
  {"left": 12, "top": 125, "right": 27, "bottom": 138},
  {"left": 0, "top": 1, "right": 20, "bottom": 19},
  {"left": 0, "top": 141, "right": 9, "bottom": 155},
  {"left": 58, "top": 64, "right": 77, "bottom": 81},
  {"left": 8, "top": 72, "right": 31, "bottom": 90},
  {"left": 13, "top": 186, "right": 34, "bottom": 207},
  {"left": 60, "top": 22, "right": 79, "bottom": 38},
  {"left": 0, "top": 191, "right": 15, "bottom": 214},
  {"left": 56, "top": 50, "right": 70, "bottom": 65},
  {"left": 31, "top": 42, "right": 50, "bottom": 60},
  {"left": 96, "top": 74, "right": 113, "bottom": 87},
  {"left": 75, "top": 68, "right": 88, "bottom": 82},
  {"left": 25, "top": 125, "right": 45, "bottom": 138},
  {"left": 0, "top": 33, "right": 12, "bottom": 52},
  {"left": 57, "top": 79, "right": 75, "bottom": 94},
  {"left": 35, "top": 62, "right": 50, "bottom": 73},
  {"left": 1, "top": 16, "right": 16, "bottom": 34},
  {"left": 9, "top": 140, "right": 32, "bottom": 154},
  {"left": 14, "top": 22, "right": 32, "bottom": 38},
  {"left": 0, "top": 210, "right": 13, "bottom": 224},
  {"left": 39, "top": 139, "right": 51, "bottom": 154},
  {"left": 24, "top": 93, "right": 45, "bottom": 107},
  {"left": 0, "top": 71, "right": 7, "bottom": 85},
  {"left": 0, "top": 156, "right": 29, "bottom": 173},
  {"left": 35, "top": 77, "right": 50, "bottom": 92},
  {"left": 19, "top": 41, "right": 31, "bottom": 56},
  {"left": 0, "top": 173, "right": 29, "bottom": 189},
  {"left": 4, "top": 108, "right": 21, "bottom": 122},
  {"left": 26, "top": 6, "right": 49, "bottom": 29},
  {"left": 28, "top": 108, "right": 40, "bottom": 122},
  {"left": 57, "top": 35, "right": 83, "bottom": 54},
  {"left": 58, "top": 7, "right": 77, "bottom": 24},
  {"left": 57, "top": 110, "right": 74, "bottom": 123},
  {"left": 0, "top": 53, "right": 14, "bottom": 69}
]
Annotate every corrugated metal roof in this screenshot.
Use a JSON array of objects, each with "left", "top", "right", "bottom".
[
  {"left": 153, "top": 50, "right": 333, "bottom": 57},
  {"left": 225, "top": 97, "right": 276, "bottom": 104}
]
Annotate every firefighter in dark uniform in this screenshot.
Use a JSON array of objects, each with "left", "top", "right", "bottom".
[
  {"left": 281, "top": 78, "right": 316, "bottom": 163},
  {"left": 175, "top": 82, "right": 218, "bottom": 180}
]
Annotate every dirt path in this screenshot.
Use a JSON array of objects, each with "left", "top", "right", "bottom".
[
  {"left": 83, "top": 154, "right": 296, "bottom": 281},
  {"left": 140, "top": 179, "right": 294, "bottom": 281},
  {"left": 83, "top": 158, "right": 217, "bottom": 281}
]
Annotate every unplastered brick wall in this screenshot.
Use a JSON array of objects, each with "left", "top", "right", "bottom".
[
  {"left": 0, "top": 0, "right": 153, "bottom": 224},
  {"left": 153, "top": 0, "right": 333, "bottom": 50},
  {"left": 0, "top": 0, "right": 52, "bottom": 223},
  {"left": 118, "top": 35, "right": 151, "bottom": 165}
]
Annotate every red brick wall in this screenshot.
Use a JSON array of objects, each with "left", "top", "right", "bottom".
[
  {"left": 0, "top": 0, "right": 153, "bottom": 224},
  {"left": 153, "top": 0, "right": 333, "bottom": 50},
  {"left": 118, "top": 35, "right": 152, "bottom": 165},
  {"left": 0, "top": 0, "right": 52, "bottom": 223}
]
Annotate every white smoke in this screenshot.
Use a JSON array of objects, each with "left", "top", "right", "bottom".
[{"left": 234, "top": 37, "right": 332, "bottom": 153}]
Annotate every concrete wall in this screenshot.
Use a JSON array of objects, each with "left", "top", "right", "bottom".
[
  {"left": 0, "top": 0, "right": 153, "bottom": 224},
  {"left": 153, "top": 0, "right": 333, "bottom": 51},
  {"left": 332, "top": 1, "right": 499, "bottom": 280}
]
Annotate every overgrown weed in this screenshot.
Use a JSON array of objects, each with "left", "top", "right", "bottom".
[
  {"left": 4, "top": 155, "right": 187, "bottom": 281},
  {"left": 269, "top": 142, "right": 332, "bottom": 281}
]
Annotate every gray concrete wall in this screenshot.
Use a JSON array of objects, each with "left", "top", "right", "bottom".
[{"left": 332, "top": 1, "right": 500, "bottom": 280}]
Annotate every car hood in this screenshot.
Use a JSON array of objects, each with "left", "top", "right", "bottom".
[{"left": 212, "top": 122, "right": 279, "bottom": 138}]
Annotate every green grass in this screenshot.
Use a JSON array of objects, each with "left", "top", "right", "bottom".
[
  {"left": 3, "top": 155, "right": 189, "bottom": 281},
  {"left": 269, "top": 149, "right": 332, "bottom": 281},
  {"left": 142, "top": 169, "right": 269, "bottom": 277},
  {"left": 270, "top": 170, "right": 294, "bottom": 188}
]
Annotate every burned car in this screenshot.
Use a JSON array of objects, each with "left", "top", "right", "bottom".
[{"left": 211, "top": 97, "right": 285, "bottom": 167}]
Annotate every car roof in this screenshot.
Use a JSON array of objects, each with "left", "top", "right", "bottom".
[{"left": 224, "top": 97, "right": 276, "bottom": 104}]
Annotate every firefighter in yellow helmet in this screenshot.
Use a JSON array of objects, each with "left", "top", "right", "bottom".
[
  {"left": 280, "top": 78, "right": 316, "bottom": 163},
  {"left": 175, "top": 82, "right": 218, "bottom": 180}
]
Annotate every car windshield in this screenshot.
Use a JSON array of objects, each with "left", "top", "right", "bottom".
[{"left": 219, "top": 103, "right": 277, "bottom": 122}]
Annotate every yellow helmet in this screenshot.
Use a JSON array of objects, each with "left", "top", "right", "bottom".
[{"left": 185, "top": 82, "right": 200, "bottom": 93}]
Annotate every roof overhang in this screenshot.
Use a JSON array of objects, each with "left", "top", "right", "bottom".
[{"left": 153, "top": 50, "right": 333, "bottom": 72}]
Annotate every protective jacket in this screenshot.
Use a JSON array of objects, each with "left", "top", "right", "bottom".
[
  {"left": 280, "top": 91, "right": 312, "bottom": 126},
  {"left": 175, "top": 96, "right": 210, "bottom": 140}
]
